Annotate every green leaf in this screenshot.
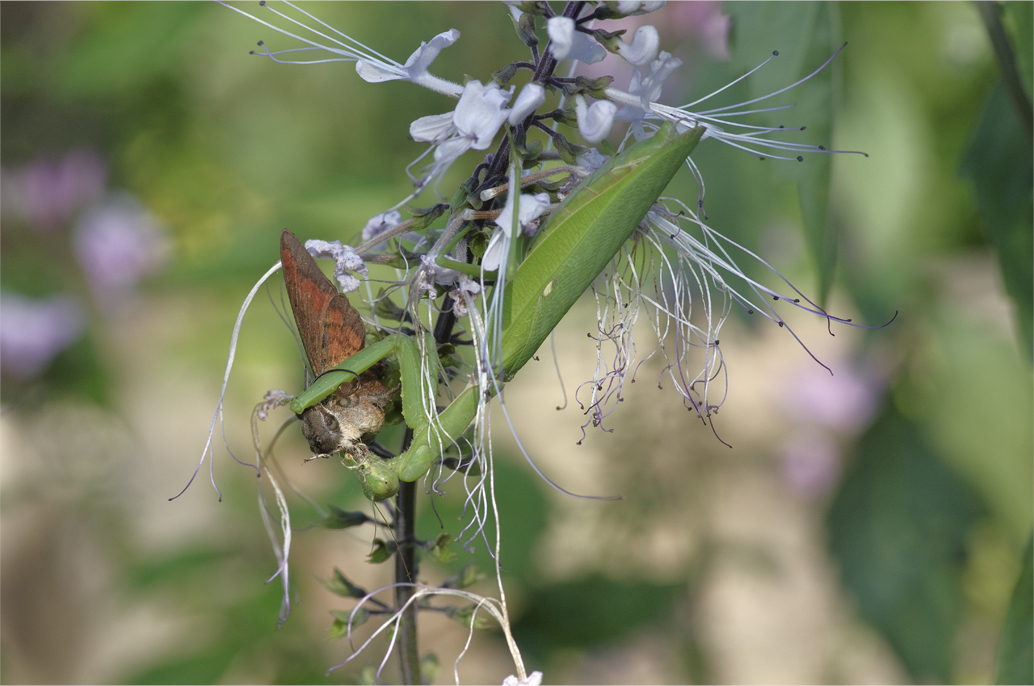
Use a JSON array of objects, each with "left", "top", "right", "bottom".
[
  {"left": 367, "top": 538, "right": 393, "bottom": 564},
  {"left": 318, "top": 567, "right": 367, "bottom": 598},
  {"left": 960, "top": 81, "right": 1034, "bottom": 362},
  {"left": 445, "top": 604, "right": 495, "bottom": 630},
  {"left": 319, "top": 504, "right": 370, "bottom": 529},
  {"left": 996, "top": 535, "right": 1033, "bottom": 684},
  {"left": 428, "top": 532, "right": 455, "bottom": 563},
  {"left": 500, "top": 122, "right": 703, "bottom": 378},
  {"left": 827, "top": 406, "right": 986, "bottom": 682},
  {"left": 1003, "top": 2, "right": 1033, "bottom": 104},
  {"left": 420, "top": 653, "right": 441, "bottom": 685},
  {"left": 511, "top": 575, "right": 683, "bottom": 656},
  {"left": 726, "top": 2, "right": 843, "bottom": 302},
  {"left": 330, "top": 608, "right": 369, "bottom": 639},
  {"left": 442, "top": 562, "right": 484, "bottom": 590}
]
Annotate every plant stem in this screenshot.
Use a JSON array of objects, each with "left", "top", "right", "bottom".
[
  {"left": 394, "top": 454, "right": 420, "bottom": 685},
  {"left": 394, "top": 296, "right": 459, "bottom": 684}
]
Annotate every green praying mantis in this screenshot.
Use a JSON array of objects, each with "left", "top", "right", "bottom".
[{"left": 287, "top": 122, "right": 704, "bottom": 501}]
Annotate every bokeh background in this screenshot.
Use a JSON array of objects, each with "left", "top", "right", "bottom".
[{"left": 2, "top": 2, "right": 1031, "bottom": 684}]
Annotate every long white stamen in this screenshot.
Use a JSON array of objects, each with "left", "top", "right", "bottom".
[
  {"left": 219, "top": 1, "right": 402, "bottom": 71},
  {"left": 172, "top": 260, "right": 282, "bottom": 500}
]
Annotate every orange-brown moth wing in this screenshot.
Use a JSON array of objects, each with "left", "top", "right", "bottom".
[{"left": 280, "top": 229, "right": 366, "bottom": 377}]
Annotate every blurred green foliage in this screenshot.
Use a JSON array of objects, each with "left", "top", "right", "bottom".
[
  {"left": 827, "top": 407, "right": 986, "bottom": 682},
  {"left": 996, "top": 535, "right": 1033, "bottom": 684},
  {"left": 1, "top": 3, "right": 1030, "bottom": 684},
  {"left": 726, "top": 2, "right": 842, "bottom": 303}
]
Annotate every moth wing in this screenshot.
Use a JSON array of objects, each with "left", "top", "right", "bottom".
[
  {"left": 318, "top": 292, "right": 366, "bottom": 374},
  {"left": 280, "top": 229, "right": 365, "bottom": 376}
]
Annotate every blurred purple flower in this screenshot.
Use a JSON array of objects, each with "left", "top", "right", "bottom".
[
  {"left": 0, "top": 292, "right": 87, "bottom": 380},
  {"left": 73, "top": 193, "right": 170, "bottom": 311},
  {"left": 782, "top": 361, "right": 882, "bottom": 435},
  {"left": 777, "top": 359, "right": 885, "bottom": 498},
  {"left": 1, "top": 149, "right": 108, "bottom": 232},
  {"left": 780, "top": 430, "right": 841, "bottom": 499}
]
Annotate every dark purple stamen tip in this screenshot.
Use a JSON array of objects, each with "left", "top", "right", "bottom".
[
  {"left": 799, "top": 126, "right": 807, "bottom": 131},
  {"left": 778, "top": 321, "right": 785, "bottom": 327},
  {"left": 259, "top": 0, "right": 266, "bottom": 5},
  {"left": 818, "top": 145, "right": 826, "bottom": 150},
  {"left": 772, "top": 50, "right": 779, "bottom": 56},
  {"left": 796, "top": 156, "right": 804, "bottom": 162},
  {"left": 747, "top": 309, "right": 754, "bottom": 315},
  {"left": 773, "top": 295, "right": 780, "bottom": 300}
]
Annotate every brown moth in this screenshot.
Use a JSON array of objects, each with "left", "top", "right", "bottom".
[{"left": 280, "top": 229, "right": 394, "bottom": 460}]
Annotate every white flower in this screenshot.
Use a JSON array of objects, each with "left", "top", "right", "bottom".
[
  {"left": 361, "top": 210, "right": 402, "bottom": 242},
  {"left": 356, "top": 29, "right": 460, "bottom": 94},
  {"left": 304, "top": 239, "right": 368, "bottom": 292},
  {"left": 415, "top": 254, "right": 466, "bottom": 299},
  {"left": 481, "top": 233, "right": 507, "bottom": 273},
  {"left": 502, "top": 671, "right": 543, "bottom": 686},
  {"left": 546, "top": 17, "right": 606, "bottom": 63},
  {"left": 577, "top": 148, "right": 609, "bottom": 172},
  {"left": 616, "top": 1, "right": 666, "bottom": 15},
  {"left": 409, "top": 112, "right": 456, "bottom": 145},
  {"left": 256, "top": 389, "right": 292, "bottom": 421},
  {"left": 483, "top": 181, "right": 550, "bottom": 272},
  {"left": 508, "top": 83, "right": 546, "bottom": 126},
  {"left": 575, "top": 95, "right": 617, "bottom": 143},
  {"left": 360, "top": 210, "right": 403, "bottom": 251},
  {"left": 453, "top": 81, "right": 513, "bottom": 149},
  {"left": 497, "top": 190, "right": 551, "bottom": 236},
  {"left": 411, "top": 80, "right": 513, "bottom": 187},
  {"left": 616, "top": 25, "right": 660, "bottom": 66},
  {"left": 630, "top": 50, "right": 683, "bottom": 111},
  {"left": 505, "top": 3, "right": 523, "bottom": 22},
  {"left": 421, "top": 254, "right": 461, "bottom": 286},
  {"left": 223, "top": 2, "right": 463, "bottom": 97},
  {"left": 447, "top": 275, "right": 481, "bottom": 317}
]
